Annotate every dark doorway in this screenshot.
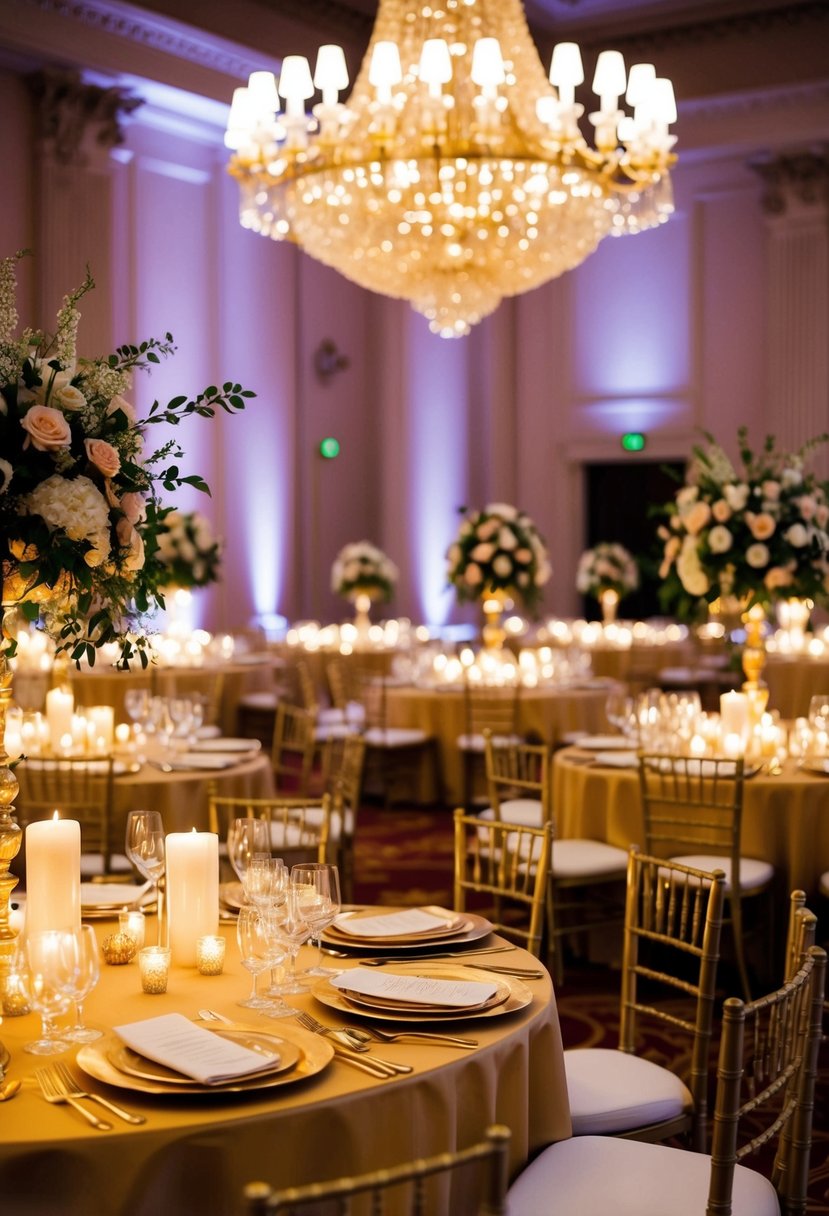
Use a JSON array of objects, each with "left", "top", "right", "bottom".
[{"left": 584, "top": 459, "right": 685, "bottom": 619}]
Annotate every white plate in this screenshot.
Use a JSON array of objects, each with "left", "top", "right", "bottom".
[
  {"left": 190, "top": 737, "right": 262, "bottom": 754},
  {"left": 573, "top": 735, "right": 634, "bottom": 750},
  {"left": 195, "top": 725, "right": 222, "bottom": 740},
  {"left": 166, "top": 753, "right": 241, "bottom": 770},
  {"left": 592, "top": 751, "right": 639, "bottom": 768},
  {"left": 800, "top": 759, "right": 829, "bottom": 776}
]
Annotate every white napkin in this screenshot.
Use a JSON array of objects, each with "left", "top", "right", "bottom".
[
  {"left": 81, "top": 881, "right": 152, "bottom": 908},
  {"left": 333, "top": 907, "right": 453, "bottom": 939},
  {"left": 593, "top": 751, "right": 639, "bottom": 768},
  {"left": 167, "top": 752, "right": 239, "bottom": 770},
  {"left": 114, "top": 1013, "right": 279, "bottom": 1085},
  {"left": 331, "top": 968, "right": 497, "bottom": 1008}
]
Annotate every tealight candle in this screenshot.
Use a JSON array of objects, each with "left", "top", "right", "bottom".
[
  {"left": 119, "top": 909, "right": 146, "bottom": 951},
  {"left": 139, "top": 946, "right": 171, "bottom": 994},
  {"left": 196, "top": 935, "right": 225, "bottom": 975}
]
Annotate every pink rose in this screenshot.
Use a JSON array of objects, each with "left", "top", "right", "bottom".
[
  {"left": 120, "top": 491, "right": 147, "bottom": 525},
  {"left": 464, "top": 562, "right": 483, "bottom": 587},
  {"left": 797, "top": 495, "right": 817, "bottom": 521},
  {"left": 476, "top": 519, "right": 498, "bottom": 542},
  {"left": 20, "top": 405, "right": 71, "bottom": 451},
  {"left": 745, "top": 511, "right": 776, "bottom": 541},
  {"left": 116, "top": 517, "right": 145, "bottom": 572},
  {"left": 85, "top": 438, "right": 121, "bottom": 478},
  {"left": 683, "top": 502, "right": 711, "bottom": 536},
  {"left": 712, "top": 499, "right": 732, "bottom": 523},
  {"left": 765, "top": 566, "right": 794, "bottom": 590}
]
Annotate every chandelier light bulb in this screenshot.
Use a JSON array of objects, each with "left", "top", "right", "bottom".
[
  {"left": 278, "top": 56, "right": 314, "bottom": 116},
  {"left": 470, "top": 37, "right": 506, "bottom": 90},
  {"left": 591, "top": 50, "right": 626, "bottom": 113},
  {"left": 625, "top": 63, "right": 656, "bottom": 108},
  {"left": 247, "top": 71, "right": 280, "bottom": 115},
  {"left": 313, "top": 44, "right": 349, "bottom": 106},
  {"left": 549, "top": 41, "right": 584, "bottom": 106},
  {"left": 369, "top": 40, "right": 403, "bottom": 103},
  {"left": 419, "top": 38, "right": 453, "bottom": 97}
]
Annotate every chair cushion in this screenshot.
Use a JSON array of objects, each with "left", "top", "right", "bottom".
[
  {"left": 364, "top": 727, "right": 431, "bottom": 749},
  {"left": 456, "top": 732, "right": 523, "bottom": 752},
  {"left": 669, "top": 855, "right": 774, "bottom": 892},
  {"left": 317, "top": 707, "right": 346, "bottom": 726},
  {"left": 507, "top": 1135, "right": 780, "bottom": 1216},
  {"left": 269, "top": 821, "right": 317, "bottom": 850},
  {"left": 313, "top": 722, "right": 353, "bottom": 742},
  {"left": 564, "top": 1047, "right": 692, "bottom": 1135},
  {"left": 552, "top": 839, "right": 628, "bottom": 879},
  {"left": 478, "top": 799, "right": 544, "bottom": 828},
  {"left": 238, "top": 691, "right": 279, "bottom": 710}
]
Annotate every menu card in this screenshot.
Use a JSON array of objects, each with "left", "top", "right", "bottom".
[
  {"left": 114, "top": 1013, "right": 279, "bottom": 1085},
  {"left": 331, "top": 968, "right": 497, "bottom": 1008},
  {"left": 333, "top": 908, "right": 453, "bottom": 938}
]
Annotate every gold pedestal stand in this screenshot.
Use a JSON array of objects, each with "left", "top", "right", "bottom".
[
  {"left": 741, "top": 603, "right": 769, "bottom": 731},
  {"left": 481, "top": 588, "right": 510, "bottom": 652},
  {"left": 0, "top": 658, "right": 23, "bottom": 1013},
  {"left": 599, "top": 588, "right": 619, "bottom": 626}
]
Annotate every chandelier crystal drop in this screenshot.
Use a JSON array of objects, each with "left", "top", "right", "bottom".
[{"left": 225, "top": 0, "right": 677, "bottom": 338}]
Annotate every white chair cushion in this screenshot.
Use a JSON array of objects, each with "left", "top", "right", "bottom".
[
  {"left": 564, "top": 1047, "right": 692, "bottom": 1135},
  {"left": 507, "top": 1135, "right": 779, "bottom": 1216},
  {"left": 551, "top": 839, "right": 628, "bottom": 879},
  {"left": 239, "top": 691, "right": 279, "bottom": 710},
  {"left": 317, "top": 707, "right": 346, "bottom": 726},
  {"left": 478, "top": 799, "right": 544, "bottom": 828},
  {"left": 269, "top": 821, "right": 316, "bottom": 850},
  {"left": 301, "top": 804, "right": 353, "bottom": 843},
  {"left": 456, "top": 732, "right": 523, "bottom": 752},
  {"left": 364, "top": 727, "right": 430, "bottom": 749},
  {"left": 313, "top": 722, "right": 353, "bottom": 742},
  {"left": 669, "top": 855, "right": 774, "bottom": 892}
]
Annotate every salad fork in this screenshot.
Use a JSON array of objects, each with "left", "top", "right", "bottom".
[
  {"left": 36, "top": 1067, "right": 112, "bottom": 1130},
  {"left": 52, "top": 1062, "right": 146, "bottom": 1124}
]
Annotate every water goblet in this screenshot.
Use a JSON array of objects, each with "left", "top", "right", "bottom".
[
  {"left": 57, "top": 924, "right": 102, "bottom": 1043},
  {"left": 227, "top": 817, "right": 270, "bottom": 884},
  {"left": 605, "top": 689, "right": 634, "bottom": 739},
  {"left": 24, "top": 930, "right": 72, "bottom": 1055},
  {"left": 266, "top": 885, "right": 313, "bottom": 995},
  {"left": 125, "top": 810, "right": 166, "bottom": 945},
  {"left": 235, "top": 907, "right": 272, "bottom": 1009},
  {"left": 291, "top": 863, "right": 342, "bottom": 978}
]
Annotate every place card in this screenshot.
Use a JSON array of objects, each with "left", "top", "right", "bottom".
[
  {"left": 113, "top": 1013, "right": 279, "bottom": 1085},
  {"left": 331, "top": 968, "right": 497, "bottom": 1008},
  {"left": 332, "top": 908, "right": 453, "bottom": 938}
]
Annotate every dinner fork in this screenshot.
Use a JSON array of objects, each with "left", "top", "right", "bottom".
[
  {"left": 294, "top": 1013, "right": 412, "bottom": 1076},
  {"left": 342, "top": 1025, "right": 478, "bottom": 1049},
  {"left": 36, "top": 1067, "right": 112, "bottom": 1130},
  {"left": 51, "top": 1062, "right": 146, "bottom": 1124}
]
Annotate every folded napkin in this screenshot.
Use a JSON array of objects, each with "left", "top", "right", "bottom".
[
  {"left": 331, "top": 968, "right": 497, "bottom": 1008},
  {"left": 81, "top": 881, "right": 152, "bottom": 908},
  {"left": 332, "top": 907, "right": 454, "bottom": 939},
  {"left": 114, "top": 1013, "right": 279, "bottom": 1085},
  {"left": 166, "top": 752, "right": 239, "bottom": 770}
]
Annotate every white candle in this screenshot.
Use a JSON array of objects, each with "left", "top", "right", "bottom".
[
  {"left": 166, "top": 830, "right": 219, "bottom": 966},
  {"left": 723, "top": 732, "right": 744, "bottom": 759},
  {"left": 87, "top": 705, "right": 114, "bottom": 753},
  {"left": 45, "top": 687, "right": 74, "bottom": 752},
  {"left": 719, "top": 691, "right": 749, "bottom": 740},
  {"left": 25, "top": 814, "right": 81, "bottom": 936},
  {"left": 71, "top": 712, "right": 88, "bottom": 752}
]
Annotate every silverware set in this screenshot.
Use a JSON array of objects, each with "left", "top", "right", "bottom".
[
  {"left": 294, "top": 1011, "right": 413, "bottom": 1078},
  {"left": 36, "top": 1062, "right": 145, "bottom": 1129}
]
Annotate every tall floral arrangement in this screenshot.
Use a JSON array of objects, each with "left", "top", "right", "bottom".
[
  {"left": 657, "top": 427, "right": 829, "bottom": 618},
  {"left": 446, "top": 502, "right": 551, "bottom": 611},
  {"left": 156, "top": 509, "right": 221, "bottom": 589},
  {"left": 331, "top": 541, "right": 398, "bottom": 602},
  {"left": 576, "top": 542, "right": 639, "bottom": 601},
  {"left": 0, "top": 250, "right": 253, "bottom": 666}
]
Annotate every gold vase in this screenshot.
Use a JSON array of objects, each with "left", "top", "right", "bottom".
[
  {"left": 741, "top": 602, "right": 769, "bottom": 727},
  {"left": 352, "top": 591, "right": 373, "bottom": 639},
  {"left": 598, "top": 588, "right": 619, "bottom": 626},
  {"left": 0, "top": 656, "right": 22, "bottom": 982},
  {"left": 481, "top": 587, "right": 510, "bottom": 652}
]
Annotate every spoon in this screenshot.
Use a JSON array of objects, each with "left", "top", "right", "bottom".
[{"left": 0, "top": 1080, "right": 21, "bottom": 1101}]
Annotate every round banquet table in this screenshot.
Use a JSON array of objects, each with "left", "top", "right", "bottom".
[
  {"left": 763, "top": 652, "right": 829, "bottom": 719},
  {"left": 0, "top": 927, "right": 569, "bottom": 1216},
  {"left": 385, "top": 683, "right": 611, "bottom": 805},
  {"left": 552, "top": 745, "right": 829, "bottom": 899}
]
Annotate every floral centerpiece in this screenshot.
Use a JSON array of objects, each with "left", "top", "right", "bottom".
[
  {"left": 657, "top": 428, "right": 829, "bottom": 621},
  {"left": 156, "top": 509, "right": 222, "bottom": 589},
  {"left": 0, "top": 249, "right": 254, "bottom": 668},
  {"left": 331, "top": 541, "right": 398, "bottom": 603},
  {"left": 446, "top": 502, "right": 551, "bottom": 612},
  {"left": 576, "top": 542, "right": 639, "bottom": 623}
]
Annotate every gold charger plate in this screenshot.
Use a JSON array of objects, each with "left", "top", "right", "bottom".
[
  {"left": 312, "top": 965, "right": 532, "bottom": 1023},
  {"left": 109, "top": 1027, "right": 302, "bottom": 1086},
  {"left": 76, "top": 1021, "right": 333, "bottom": 1096},
  {"left": 323, "top": 910, "right": 493, "bottom": 953},
  {"left": 336, "top": 973, "right": 510, "bottom": 1015}
]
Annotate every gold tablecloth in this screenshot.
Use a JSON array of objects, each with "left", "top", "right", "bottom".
[
  {"left": 553, "top": 747, "right": 829, "bottom": 898},
  {"left": 386, "top": 685, "right": 611, "bottom": 805},
  {"left": 0, "top": 930, "right": 569, "bottom": 1216},
  {"left": 764, "top": 653, "right": 829, "bottom": 719}
]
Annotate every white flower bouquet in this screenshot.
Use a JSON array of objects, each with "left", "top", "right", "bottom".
[
  {"left": 446, "top": 502, "right": 551, "bottom": 611},
  {"left": 657, "top": 427, "right": 829, "bottom": 617},
  {"left": 156, "top": 510, "right": 221, "bottom": 589},
  {"left": 576, "top": 542, "right": 639, "bottom": 602},
  {"left": 331, "top": 540, "right": 398, "bottom": 602},
  {"left": 0, "top": 250, "right": 253, "bottom": 666}
]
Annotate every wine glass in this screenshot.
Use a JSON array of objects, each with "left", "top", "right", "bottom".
[
  {"left": 235, "top": 907, "right": 272, "bottom": 1009},
  {"left": 605, "top": 689, "right": 634, "bottom": 738},
  {"left": 266, "top": 885, "right": 313, "bottom": 995},
  {"left": 57, "top": 925, "right": 102, "bottom": 1043},
  {"left": 24, "top": 930, "right": 72, "bottom": 1055},
  {"left": 291, "top": 863, "right": 342, "bottom": 978},
  {"left": 125, "top": 810, "right": 166, "bottom": 945},
  {"left": 227, "top": 817, "right": 270, "bottom": 884}
]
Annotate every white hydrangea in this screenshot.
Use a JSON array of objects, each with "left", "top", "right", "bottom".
[{"left": 25, "top": 473, "right": 111, "bottom": 558}]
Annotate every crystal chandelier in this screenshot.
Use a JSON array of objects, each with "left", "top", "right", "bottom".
[{"left": 225, "top": 0, "right": 677, "bottom": 338}]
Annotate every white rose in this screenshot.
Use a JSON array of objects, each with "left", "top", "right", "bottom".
[
  {"left": 782, "top": 467, "right": 803, "bottom": 488},
  {"left": 492, "top": 554, "right": 513, "bottom": 578},
  {"left": 497, "top": 526, "right": 517, "bottom": 551},
  {"left": 676, "top": 536, "right": 709, "bottom": 596},
  {"left": 676, "top": 486, "right": 699, "bottom": 508},
  {"left": 708, "top": 525, "right": 733, "bottom": 554},
  {"left": 746, "top": 542, "right": 770, "bottom": 568},
  {"left": 724, "top": 483, "right": 750, "bottom": 511},
  {"left": 485, "top": 502, "right": 517, "bottom": 520},
  {"left": 54, "top": 384, "right": 87, "bottom": 412},
  {"left": 470, "top": 542, "right": 495, "bottom": 562},
  {"left": 785, "top": 523, "right": 809, "bottom": 548}
]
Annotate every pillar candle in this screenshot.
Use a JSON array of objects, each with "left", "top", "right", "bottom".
[
  {"left": 166, "top": 830, "right": 219, "bottom": 966},
  {"left": 45, "top": 687, "right": 74, "bottom": 752},
  {"left": 87, "top": 705, "right": 114, "bottom": 753},
  {"left": 719, "top": 690, "right": 749, "bottom": 739},
  {"left": 25, "top": 815, "right": 81, "bottom": 936}
]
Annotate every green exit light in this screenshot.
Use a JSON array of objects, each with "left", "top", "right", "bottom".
[
  {"left": 621, "top": 432, "right": 646, "bottom": 453},
  {"left": 319, "top": 436, "right": 341, "bottom": 459}
]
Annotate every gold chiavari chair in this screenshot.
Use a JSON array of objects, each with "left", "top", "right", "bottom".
[
  {"left": 244, "top": 1124, "right": 511, "bottom": 1216},
  {"left": 638, "top": 752, "right": 775, "bottom": 1001},
  {"left": 208, "top": 789, "right": 332, "bottom": 870},
  {"left": 457, "top": 679, "right": 524, "bottom": 809},
  {"left": 353, "top": 667, "right": 439, "bottom": 807},
  {"left": 152, "top": 667, "right": 225, "bottom": 730},
  {"left": 564, "top": 848, "right": 726, "bottom": 1151},
  {"left": 319, "top": 732, "right": 366, "bottom": 902},
  {"left": 16, "top": 756, "right": 121, "bottom": 876},
  {"left": 270, "top": 702, "right": 318, "bottom": 797},
  {"left": 453, "top": 807, "right": 552, "bottom": 958},
  {"left": 507, "top": 944, "right": 827, "bottom": 1216},
  {"left": 784, "top": 889, "right": 818, "bottom": 981}
]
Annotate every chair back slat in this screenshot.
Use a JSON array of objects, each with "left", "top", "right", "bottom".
[
  {"left": 483, "top": 732, "right": 550, "bottom": 822},
  {"left": 270, "top": 703, "right": 316, "bottom": 796},
  {"left": 208, "top": 787, "right": 332, "bottom": 868},
  {"left": 17, "top": 757, "right": 116, "bottom": 870}
]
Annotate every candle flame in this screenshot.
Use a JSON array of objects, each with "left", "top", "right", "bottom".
[{"left": 52, "top": 809, "right": 60, "bottom": 821}]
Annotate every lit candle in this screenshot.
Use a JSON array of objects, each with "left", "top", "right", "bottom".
[
  {"left": 719, "top": 691, "right": 749, "bottom": 740},
  {"left": 115, "top": 723, "right": 131, "bottom": 748},
  {"left": 45, "top": 686, "right": 74, "bottom": 752},
  {"left": 690, "top": 733, "right": 706, "bottom": 757},
  {"left": 166, "top": 830, "right": 219, "bottom": 966},
  {"left": 723, "top": 732, "right": 744, "bottom": 759},
  {"left": 139, "top": 946, "right": 170, "bottom": 994},
  {"left": 25, "top": 814, "right": 81, "bottom": 936},
  {"left": 196, "top": 934, "right": 226, "bottom": 975},
  {"left": 87, "top": 705, "right": 114, "bottom": 753},
  {"left": 119, "top": 909, "right": 146, "bottom": 951}
]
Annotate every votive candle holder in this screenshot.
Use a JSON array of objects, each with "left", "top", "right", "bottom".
[
  {"left": 196, "top": 935, "right": 225, "bottom": 976},
  {"left": 119, "top": 909, "right": 146, "bottom": 952},
  {"left": 139, "top": 946, "right": 171, "bottom": 994}
]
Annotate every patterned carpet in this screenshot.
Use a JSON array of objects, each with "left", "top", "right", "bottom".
[{"left": 352, "top": 802, "right": 829, "bottom": 1212}]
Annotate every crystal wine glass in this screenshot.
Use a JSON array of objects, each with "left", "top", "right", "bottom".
[
  {"left": 125, "top": 810, "right": 166, "bottom": 945},
  {"left": 291, "top": 863, "right": 342, "bottom": 978},
  {"left": 227, "top": 817, "right": 270, "bottom": 884},
  {"left": 24, "top": 930, "right": 72, "bottom": 1055},
  {"left": 235, "top": 906, "right": 272, "bottom": 1009},
  {"left": 266, "top": 884, "right": 313, "bottom": 995},
  {"left": 57, "top": 924, "right": 102, "bottom": 1043}
]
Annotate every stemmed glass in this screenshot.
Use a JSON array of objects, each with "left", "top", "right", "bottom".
[
  {"left": 291, "top": 863, "right": 342, "bottom": 978},
  {"left": 227, "top": 818, "right": 270, "bottom": 885},
  {"left": 24, "top": 930, "right": 72, "bottom": 1055},
  {"left": 235, "top": 906, "right": 272, "bottom": 1009},
  {"left": 266, "top": 885, "right": 313, "bottom": 995},
  {"left": 125, "top": 810, "right": 166, "bottom": 945},
  {"left": 605, "top": 689, "right": 634, "bottom": 739},
  {"left": 57, "top": 925, "right": 102, "bottom": 1043},
  {"left": 124, "top": 688, "right": 151, "bottom": 760}
]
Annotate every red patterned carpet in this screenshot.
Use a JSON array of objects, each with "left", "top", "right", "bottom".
[{"left": 353, "top": 803, "right": 829, "bottom": 1212}]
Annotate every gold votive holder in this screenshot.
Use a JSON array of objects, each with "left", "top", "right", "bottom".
[
  {"left": 119, "top": 909, "right": 146, "bottom": 952},
  {"left": 102, "top": 932, "right": 138, "bottom": 965},
  {"left": 139, "top": 946, "right": 171, "bottom": 994},
  {"left": 196, "top": 935, "right": 225, "bottom": 976}
]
